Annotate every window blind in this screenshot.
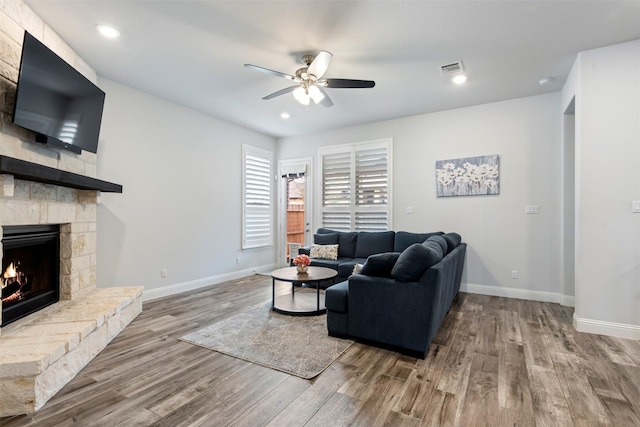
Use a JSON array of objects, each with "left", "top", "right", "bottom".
[{"left": 242, "top": 145, "right": 272, "bottom": 249}]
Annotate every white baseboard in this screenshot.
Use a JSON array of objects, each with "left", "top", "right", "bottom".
[
  {"left": 461, "top": 282, "right": 575, "bottom": 307},
  {"left": 141, "top": 263, "right": 277, "bottom": 302},
  {"left": 573, "top": 312, "right": 640, "bottom": 340}
]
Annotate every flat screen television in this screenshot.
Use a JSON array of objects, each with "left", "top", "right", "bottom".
[{"left": 12, "top": 31, "right": 105, "bottom": 154}]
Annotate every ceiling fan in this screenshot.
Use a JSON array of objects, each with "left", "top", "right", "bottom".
[{"left": 244, "top": 51, "right": 375, "bottom": 107}]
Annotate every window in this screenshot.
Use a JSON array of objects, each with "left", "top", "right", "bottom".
[
  {"left": 319, "top": 139, "right": 392, "bottom": 231},
  {"left": 242, "top": 145, "right": 273, "bottom": 249}
]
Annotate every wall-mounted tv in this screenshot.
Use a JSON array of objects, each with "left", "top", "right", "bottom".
[{"left": 12, "top": 31, "right": 105, "bottom": 155}]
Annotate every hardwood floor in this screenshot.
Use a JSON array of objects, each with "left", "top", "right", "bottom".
[{"left": 3, "top": 275, "right": 640, "bottom": 426}]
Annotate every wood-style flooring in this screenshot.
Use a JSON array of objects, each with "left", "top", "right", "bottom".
[{"left": 2, "top": 275, "right": 640, "bottom": 426}]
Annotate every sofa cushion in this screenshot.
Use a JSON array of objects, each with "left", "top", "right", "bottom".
[
  {"left": 394, "top": 231, "right": 444, "bottom": 252},
  {"left": 314, "top": 233, "right": 339, "bottom": 245},
  {"left": 325, "top": 281, "right": 349, "bottom": 313},
  {"left": 310, "top": 244, "right": 339, "bottom": 260},
  {"left": 391, "top": 243, "right": 443, "bottom": 282},
  {"left": 337, "top": 259, "right": 367, "bottom": 277},
  {"left": 361, "top": 252, "right": 401, "bottom": 277},
  {"left": 442, "top": 232, "right": 462, "bottom": 254},
  {"left": 423, "top": 240, "right": 444, "bottom": 259},
  {"left": 337, "top": 232, "right": 358, "bottom": 258},
  {"left": 355, "top": 231, "right": 395, "bottom": 259},
  {"left": 426, "top": 235, "right": 448, "bottom": 255}
]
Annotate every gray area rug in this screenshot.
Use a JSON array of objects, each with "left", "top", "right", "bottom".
[{"left": 180, "top": 305, "right": 354, "bottom": 379}]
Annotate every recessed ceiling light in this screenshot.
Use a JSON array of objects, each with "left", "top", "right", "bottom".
[
  {"left": 280, "top": 112, "right": 290, "bottom": 119},
  {"left": 97, "top": 25, "right": 120, "bottom": 39},
  {"left": 538, "top": 77, "right": 554, "bottom": 86},
  {"left": 452, "top": 74, "right": 468, "bottom": 85}
]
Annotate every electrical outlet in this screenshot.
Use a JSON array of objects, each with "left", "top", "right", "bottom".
[
  {"left": 236, "top": 257, "right": 241, "bottom": 264},
  {"left": 406, "top": 206, "right": 414, "bottom": 214},
  {"left": 633, "top": 201, "right": 640, "bottom": 213},
  {"left": 511, "top": 270, "right": 518, "bottom": 279},
  {"left": 160, "top": 269, "right": 167, "bottom": 278},
  {"left": 525, "top": 205, "right": 540, "bottom": 214}
]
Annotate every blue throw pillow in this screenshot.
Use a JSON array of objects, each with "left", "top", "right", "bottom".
[
  {"left": 391, "top": 243, "right": 443, "bottom": 282},
  {"left": 337, "top": 232, "right": 358, "bottom": 258},
  {"left": 442, "top": 233, "right": 462, "bottom": 254},
  {"left": 355, "top": 231, "right": 395, "bottom": 259},
  {"left": 314, "top": 233, "right": 339, "bottom": 245},
  {"left": 360, "top": 252, "right": 401, "bottom": 277},
  {"left": 425, "top": 235, "right": 448, "bottom": 256},
  {"left": 394, "top": 231, "right": 444, "bottom": 252},
  {"left": 422, "top": 240, "right": 444, "bottom": 259}
]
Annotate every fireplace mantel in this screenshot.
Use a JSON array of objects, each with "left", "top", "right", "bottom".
[{"left": 0, "top": 156, "right": 122, "bottom": 193}]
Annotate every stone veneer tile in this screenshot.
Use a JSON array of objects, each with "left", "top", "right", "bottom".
[
  {"left": 1, "top": 199, "right": 40, "bottom": 224},
  {"left": 78, "top": 190, "right": 99, "bottom": 205},
  {"left": 75, "top": 203, "right": 96, "bottom": 223},
  {"left": 1, "top": 333, "right": 80, "bottom": 352},
  {"left": 58, "top": 151, "right": 85, "bottom": 175},
  {"left": 0, "top": 0, "right": 44, "bottom": 41},
  {"left": 11, "top": 320, "right": 97, "bottom": 342},
  {"left": 0, "top": 28, "right": 21, "bottom": 70},
  {"left": 0, "top": 59, "right": 18, "bottom": 84},
  {"left": 0, "top": 173, "right": 14, "bottom": 196},
  {"left": 0, "top": 9, "right": 25, "bottom": 44},
  {"left": 55, "top": 186, "right": 76, "bottom": 203},
  {"left": 30, "top": 182, "right": 57, "bottom": 201},
  {"left": 0, "top": 73, "right": 15, "bottom": 115},
  {"left": 70, "top": 232, "right": 96, "bottom": 257},
  {"left": 0, "top": 342, "right": 66, "bottom": 377},
  {"left": 83, "top": 162, "right": 97, "bottom": 178},
  {"left": 46, "top": 202, "right": 76, "bottom": 224},
  {"left": 12, "top": 177, "right": 30, "bottom": 198}
]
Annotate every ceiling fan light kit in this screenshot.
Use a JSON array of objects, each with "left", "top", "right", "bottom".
[{"left": 245, "top": 50, "right": 375, "bottom": 108}]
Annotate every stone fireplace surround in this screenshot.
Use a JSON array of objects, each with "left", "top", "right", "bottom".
[{"left": 0, "top": 172, "right": 142, "bottom": 416}]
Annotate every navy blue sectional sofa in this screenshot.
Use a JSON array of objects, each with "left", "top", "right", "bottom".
[
  {"left": 323, "top": 231, "right": 466, "bottom": 358},
  {"left": 298, "top": 228, "right": 445, "bottom": 285}
]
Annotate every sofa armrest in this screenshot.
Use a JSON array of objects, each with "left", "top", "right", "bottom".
[{"left": 348, "top": 274, "right": 437, "bottom": 354}]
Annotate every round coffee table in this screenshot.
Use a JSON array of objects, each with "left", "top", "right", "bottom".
[{"left": 270, "top": 266, "right": 337, "bottom": 316}]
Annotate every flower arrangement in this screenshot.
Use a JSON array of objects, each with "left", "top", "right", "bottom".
[{"left": 292, "top": 254, "right": 310, "bottom": 266}]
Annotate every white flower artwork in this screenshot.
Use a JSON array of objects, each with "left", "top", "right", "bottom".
[{"left": 435, "top": 154, "right": 500, "bottom": 197}]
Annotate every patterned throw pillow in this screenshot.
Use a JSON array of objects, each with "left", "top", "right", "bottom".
[
  {"left": 310, "top": 244, "right": 339, "bottom": 260},
  {"left": 352, "top": 263, "right": 364, "bottom": 275}
]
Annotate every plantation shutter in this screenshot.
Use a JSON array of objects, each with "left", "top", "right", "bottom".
[
  {"left": 320, "top": 140, "right": 391, "bottom": 231},
  {"left": 355, "top": 144, "right": 389, "bottom": 230},
  {"left": 242, "top": 145, "right": 273, "bottom": 249}
]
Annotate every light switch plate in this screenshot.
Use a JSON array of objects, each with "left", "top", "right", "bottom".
[
  {"left": 406, "top": 206, "right": 414, "bottom": 214},
  {"left": 633, "top": 201, "right": 640, "bottom": 213}
]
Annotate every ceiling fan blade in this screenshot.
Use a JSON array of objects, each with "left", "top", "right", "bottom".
[
  {"left": 262, "top": 85, "right": 299, "bottom": 100},
  {"left": 307, "top": 51, "right": 333, "bottom": 80},
  {"left": 317, "top": 87, "right": 333, "bottom": 107},
  {"left": 245, "top": 64, "right": 295, "bottom": 80},
  {"left": 324, "top": 78, "right": 376, "bottom": 88}
]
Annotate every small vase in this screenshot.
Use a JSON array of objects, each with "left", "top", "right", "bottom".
[{"left": 296, "top": 265, "right": 308, "bottom": 274}]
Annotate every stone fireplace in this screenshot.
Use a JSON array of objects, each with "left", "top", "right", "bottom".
[{"left": 0, "top": 165, "right": 142, "bottom": 417}]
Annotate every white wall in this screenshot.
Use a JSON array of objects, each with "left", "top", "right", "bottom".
[
  {"left": 96, "top": 78, "right": 277, "bottom": 300},
  {"left": 279, "top": 93, "right": 566, "bottom": 302},
  {"left": 565, "top": 39, "right": 640, "bottom": 338}
]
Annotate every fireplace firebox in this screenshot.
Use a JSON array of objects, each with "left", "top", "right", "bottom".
[{"left": 1, "top": 224, "right": 60, "bottom": 326}]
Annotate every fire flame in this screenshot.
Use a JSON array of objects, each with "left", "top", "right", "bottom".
[{"left": 4, "top": 262, "right": 18, "bottom": 279}]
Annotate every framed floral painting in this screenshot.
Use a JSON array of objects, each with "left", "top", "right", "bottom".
[{"left": 435, "top": 154, "right": 500, "bottom": 197}]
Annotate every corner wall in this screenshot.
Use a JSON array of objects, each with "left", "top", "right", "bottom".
[
  {"left": 95, "top": 78, "right": 278, "bottom": 299},
  {"left": 278, "top": 93, "right": 566, "bottom": 303},
  {"left": 566, "top": 39, "right": 640, "bottom": 339}
]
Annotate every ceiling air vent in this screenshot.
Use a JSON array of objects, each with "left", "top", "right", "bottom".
[{"left": 440, "top": 61, "right": 464, "bottom": 75}]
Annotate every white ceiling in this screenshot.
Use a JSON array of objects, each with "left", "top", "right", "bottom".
[{"left": 25, "top": 1, "right": 640, "bottom": 138}]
